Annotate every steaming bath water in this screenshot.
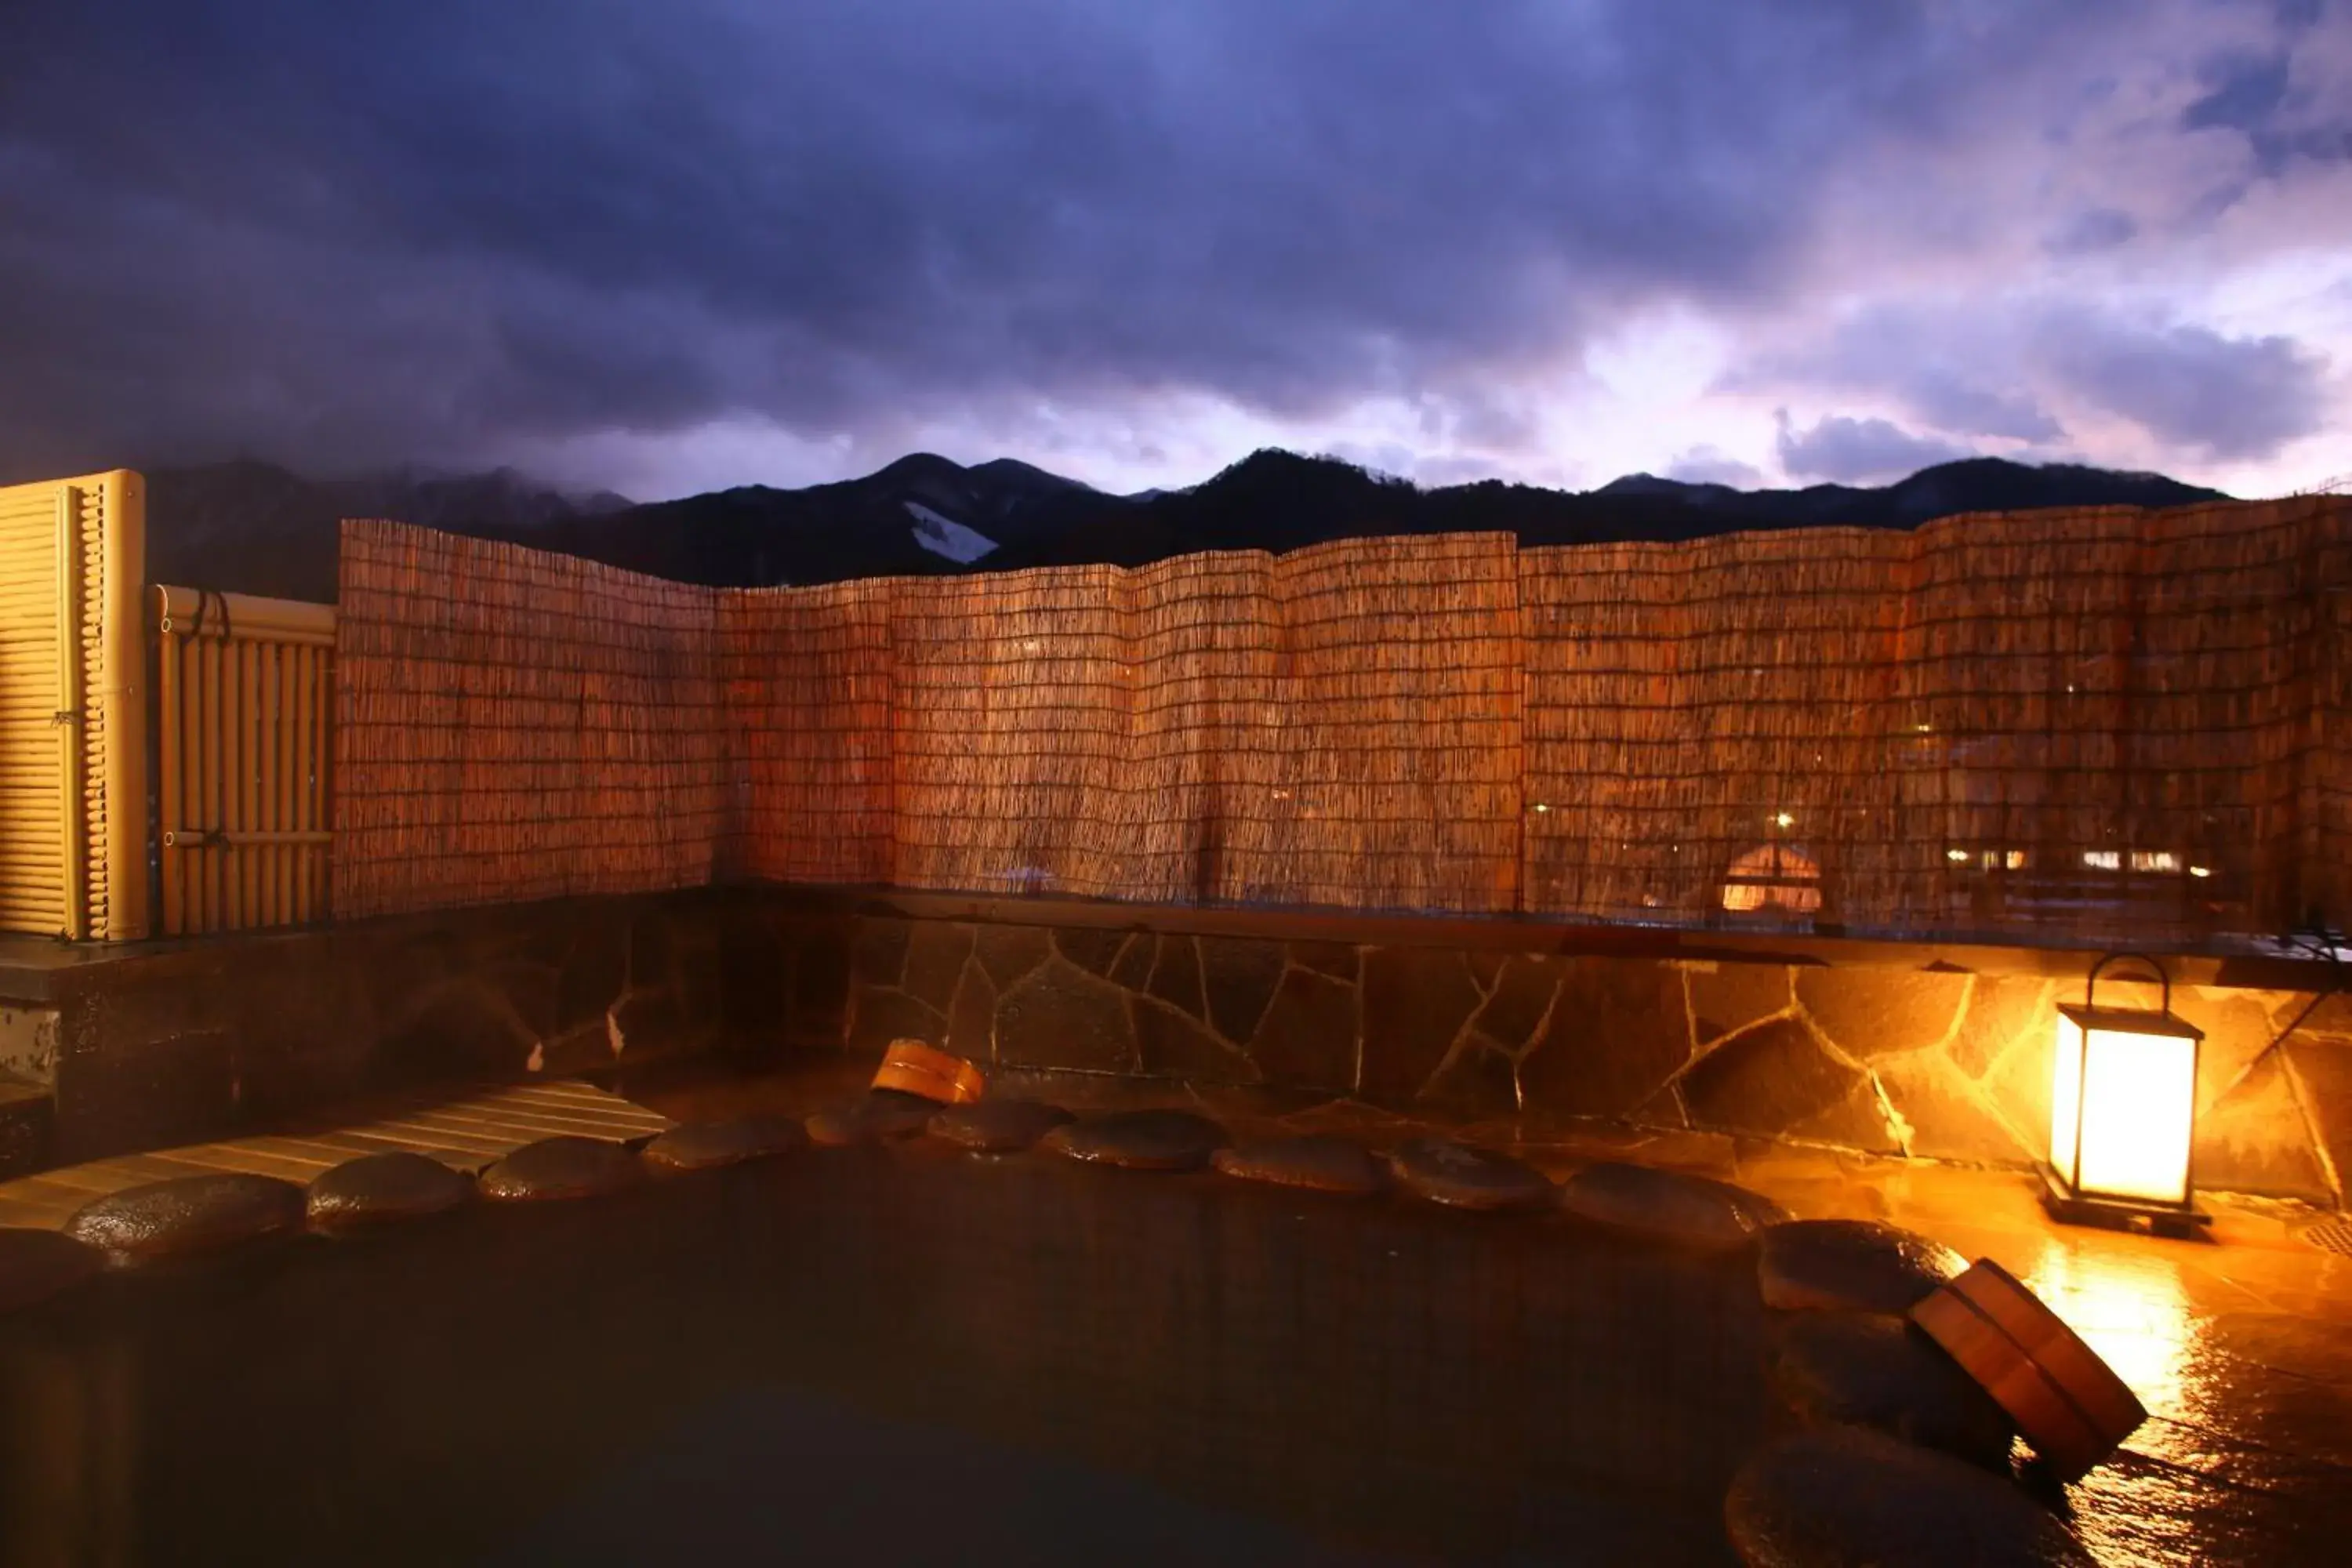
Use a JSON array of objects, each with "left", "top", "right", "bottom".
[{"left": 0, "top": 1140, "right": 1768, "bottom": 1566}]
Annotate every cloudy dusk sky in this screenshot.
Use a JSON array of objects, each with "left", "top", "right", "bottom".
[{"left": 3, "top": 0, "right": 2349, "bottom": 501}]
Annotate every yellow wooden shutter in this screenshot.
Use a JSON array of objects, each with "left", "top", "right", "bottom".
[{"left": 0, "top": 470, "right": 148, "bottom": 940}]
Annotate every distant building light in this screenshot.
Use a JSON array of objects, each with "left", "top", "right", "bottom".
[
  {"left": 1773, "top": 811, "right": 1795, "bottom": 829},
  {"left": 2189, "top": 865, "right": 2212, "bottom": 879},
  {"left": 1947, "top": 848, "right": 1970, "bottom": 863},
  {"left": 2083, "top": 851, "right": 2122, "bottom": 871},
  {"left": 1531, "top": 803, "right": 1550, "bottom": 813},
  {"left": 2006, "top": 850, "right": 2028, "bottom": 871},
  {"left": 2129, "top": 851, "right": 2180, "bottom": 873}
]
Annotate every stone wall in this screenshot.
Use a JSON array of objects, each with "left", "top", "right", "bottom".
[
  {"left": 29, "top": 893, "right": 734, "bottom": 1165},
  {"left": 737, "top": 906, "right": 2350, "bottom": 1209},
  {"left": 17, "top": 890, "right": 2350, "bottom": 1208}
]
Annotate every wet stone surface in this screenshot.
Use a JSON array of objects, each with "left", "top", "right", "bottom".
[
  {"left": 0, "top": 1225, "right": 103, "bottom": 1311},
  {"left": 1759, "top": 1218, "right": 1968, "bottom": 1315},
  {"left": 63, "top": 1174, "right": 308, "bottom": 1261},
  {"left": 1042, "top": 1109, "right": 1229, "bottom": 1171},
  {"left": 478, "top": 1137, "right": 646, "bottom": 1202},
  {"left": 1387, "top": 1138, "right": 1555, "bottom": 1212},
  {"left": 641, "top": 1116, "right": 806, "bottom": 1173},
  {"left": 1725, "top": 1425, "right": 2092, "bottom": 1567},
  {"left": 1767, "top": 1311, "right": 2017, "bottom": 1471},
  {"left": 306, "top": 1152, "right": 476, "bottom": 1232},
  {"left": 1558, "top": 1160, "right": 1791, "bottom": 1247},
  {"left": 1212, "top": 1134, "right": 1391, "bottom": 1196},
  {"left": 925, "top": 1098, "right": 1074, "bottom": 1154},
  {"left": 805, "top": 1090, "right": 941, "bottom": 1147}
]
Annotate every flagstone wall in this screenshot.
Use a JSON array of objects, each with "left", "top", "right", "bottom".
[{"left": 745, "top": 906, "right": 2349, "bottom": 1209}]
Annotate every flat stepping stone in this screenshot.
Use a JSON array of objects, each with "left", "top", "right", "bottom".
[
  {"left": 63, "top": 1174, "right": 307, "bottom": 1261},
  {"left": 642, "top": 1116, "right": 806, "bottom": 1172},
  {"left": 1042, "top": 1109, "right": 1229, "bottom": 1171},
  {"left": 1725, "top": 1425, "right": 2092, "bottom": 1566},
  {"left": 306, "top": 1152, "right": 475, "bottom": 1232},
  {"left": 1557, "top": 1160, "right": 1790, "bottom": 1246},
  {"left": 478, "top": 1136, "right": 646, "bottom": 1201},
  {"left": 1213, "top": 1134, "right": 1390, "bottom": 1196},
  {"left": 926, "top": 1098, "right": 1074, "bottom": 1153},
  {"left": 806, "top": 1090, "right": 941, "bottom": 1147},
  {"left": 1767, "top": 1312, "right": 2016, "bottom": 1471},
  {"left": 0, "top": 1227, "right": 104, "bottom": 1311},
  {"left": 1387, "top": 1138, "right": 1554, "bottom": 1212},
  {"left": 1760, "top": 1219, "right": 1966, "bottom": 1315}
]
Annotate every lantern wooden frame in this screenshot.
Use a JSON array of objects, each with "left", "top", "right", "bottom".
[{"left": 2038, "top": 953, "right": 2209, "bottom": 1236}]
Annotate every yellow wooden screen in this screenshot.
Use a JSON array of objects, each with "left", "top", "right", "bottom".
[
  {"left": 0, "top": 470, "right": 148, "bottom": 940},
  {"left": 152, "top": 585, "right": 335, "bottom": 935}
]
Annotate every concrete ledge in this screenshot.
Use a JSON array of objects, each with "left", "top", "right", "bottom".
[{"left": 10, "top": 891, "right": 737, "bottom": 1167}]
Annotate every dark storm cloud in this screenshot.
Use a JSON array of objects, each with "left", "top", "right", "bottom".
[
  {"left": 2182, "top": 52, "right": 2292, "bottom": 136},
  {"left": 0, "top": 0, "right": 2128, "bottom": 480},
  {"left": 2180, "top": 46, "right": 2352, "bottom": 175},
  {"left": 1773, "top": 411, "right": 1973, "bottom": 484},
  {"left": 2031, "top": 316, "right": 2332, "bottom": 460},
  {"left": 2044, "top": 206, "right": 2139, "bottom": 255}
]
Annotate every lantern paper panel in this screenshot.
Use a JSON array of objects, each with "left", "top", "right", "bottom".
[{"left": 2049, "top": 1008, "right": 2198, "bottom": 1208}]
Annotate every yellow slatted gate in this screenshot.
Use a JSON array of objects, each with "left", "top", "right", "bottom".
[
  {"left": 151, "top": 586, "right": 335, "bottom": 935},
  {"left": 0, "top": 470, "right": 148, "bottom": 942}
]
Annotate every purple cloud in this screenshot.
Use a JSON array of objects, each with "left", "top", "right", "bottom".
[
  {"left": 2031, "top": 316, "right": 2330, "bottom": 460},
  {"left": 1664, "top": 446, "right": 1765, "bottom": 487},
  {"left": 0, "top": 0, "right": 2341, "bottom": 490},
  {"left": 1773, "top": 410, "right": 1973, "bottom": 484}
]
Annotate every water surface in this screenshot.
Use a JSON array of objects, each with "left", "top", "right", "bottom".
[{"left": 1, "top": 1141, "right": 1769, "bottom": 1565}]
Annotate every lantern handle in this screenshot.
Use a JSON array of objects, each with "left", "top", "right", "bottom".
[{"left": 2085, "top": 952, "right": 2169, "bottom": 1014}]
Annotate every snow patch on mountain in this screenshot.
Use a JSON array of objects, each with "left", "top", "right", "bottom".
[{"left": 905, "top": 501, "right": 998, "bottom": 564}]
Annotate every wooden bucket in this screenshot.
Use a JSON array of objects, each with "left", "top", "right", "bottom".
[
  {"left": 871, "top": 1039, "right": 986, "bottom": 1105},
  {"left": 1909, "top": 1258, "right": 2147, "bottom": 1481}
]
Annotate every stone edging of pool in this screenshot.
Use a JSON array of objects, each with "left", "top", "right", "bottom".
[{"left": 1, "top": 1093, "right": 2122, "bottom": 1565}]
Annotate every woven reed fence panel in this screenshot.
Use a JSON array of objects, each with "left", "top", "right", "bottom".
[
  {"left": 1520, "top": 493, "right": 2352, "bottom": 939},
  {"left": 721, "top": 535, "right": 1522, "bottom": 912},
  {"left": 1241, "top": 533, "right": 1523, "bottom": 913},
  {"left": 1121, "top": 548, "right": 1283, "bottom": 905},
  {"left": 884, "top": 565, "right": 1138, "bottom": 898},
  {"left": 333, "top": 522, "right": 728, "bottom": 918},
  {"left": 336, "top": 496, "right": 2352, "bottom": 942},
  {"left": 1520, "top": 528, "right": 1912, "bottom": 923},
  {"left": 720, "top": 579, "right": 895, "bottom": 885},
  {"left": 2315, "top": 514, "right": 2352, "bottom": 927}
]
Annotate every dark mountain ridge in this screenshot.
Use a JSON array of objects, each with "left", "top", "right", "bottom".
[
  {"left": 136, "top": 449, "right": 2234, "bottom": 604},
  {"left": 141, "top": 459, "right": 630, "bottom": 602}
]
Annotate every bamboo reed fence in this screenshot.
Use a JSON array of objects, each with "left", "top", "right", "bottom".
[
  {"left": 332, "top": 494, "right": 2352, "bottom": 944},
  {"left": 332, "top": 523, "right": 728, "bottom": 920},
  {"left": 151, "top": 585, "right": 334, "bottom": 935}
]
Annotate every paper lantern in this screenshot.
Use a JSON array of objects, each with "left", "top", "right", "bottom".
[{"left": 2042, "top": 955, "right": 2207, "bottom": 1233}]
